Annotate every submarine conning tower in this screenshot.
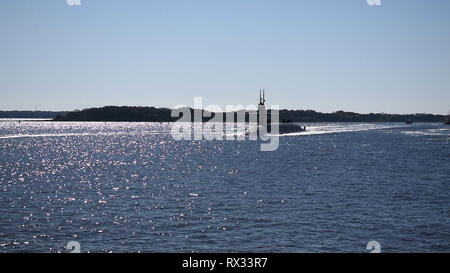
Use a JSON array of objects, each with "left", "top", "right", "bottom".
[
  {"left": 258, "top": 89, "right": 268, "bottom": 125},
  {"left": 259, "top": 89, "right": 266, "bottom": 106}
]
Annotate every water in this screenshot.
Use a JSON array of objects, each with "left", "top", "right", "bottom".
[{"left": 0, "top": 121, "right": 449, "bottom": 253}]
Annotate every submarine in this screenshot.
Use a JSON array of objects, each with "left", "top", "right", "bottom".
[{"left": 251, "top": 90, "right": 306, "bottom": 135}]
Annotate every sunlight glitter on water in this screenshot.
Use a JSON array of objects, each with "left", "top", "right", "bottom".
[{"left": 0, "top": 122, "right": 449, "bottom": 252}]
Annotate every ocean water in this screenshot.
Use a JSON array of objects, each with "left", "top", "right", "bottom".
[{"left": 0, "top": 121, "right": 449, "bottom": 253}]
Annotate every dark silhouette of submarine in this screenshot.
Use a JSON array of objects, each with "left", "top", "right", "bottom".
[{"left": 256, "top": 90, "right": 306, "bottom": 135}]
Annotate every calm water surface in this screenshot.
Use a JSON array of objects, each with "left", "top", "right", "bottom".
[{"left": 0, "top": 122, "right": 449, "bottom": 252}]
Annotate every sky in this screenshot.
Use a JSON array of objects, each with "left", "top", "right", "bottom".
[{"left": 0, "top": 0, "right": 449, "bottom": 114}]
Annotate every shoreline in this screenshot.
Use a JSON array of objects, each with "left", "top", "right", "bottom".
[{"left": 0, "top": 119, "right": 446, "bottom": 124}]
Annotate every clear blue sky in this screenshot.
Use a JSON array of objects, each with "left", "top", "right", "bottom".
[{"left": 1, "top": 0, "right": 449, "bottom": 114}]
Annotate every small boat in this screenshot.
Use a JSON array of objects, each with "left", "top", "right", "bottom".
[{"left": 405, "top": 120, "right": 413, "bottom": 124}]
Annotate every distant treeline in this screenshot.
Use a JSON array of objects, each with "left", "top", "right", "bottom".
[
  {"left": 0, "top": 111, "right": 67, "bottom": 119},
  {"left": 279, "top": 110, "right": 445, "bottom": 122},
  {"left": 54, "top": 107, "right": 177, "bottom": 122},
  {"left": 51, "top": 106, "right": 446, "bottom": 123}
]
